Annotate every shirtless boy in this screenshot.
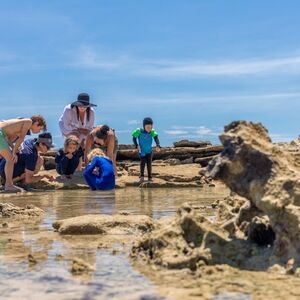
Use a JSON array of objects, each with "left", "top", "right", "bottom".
[{"left": 0, "top": 115, "right": 46, "bottom": 191}]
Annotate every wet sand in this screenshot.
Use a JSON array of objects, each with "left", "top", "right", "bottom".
[
  {"left": 2, "top": 187, "right": 300, "bottom": 299},
  {"left": 0, "top": 187, "right": 227, "bottom": 300}
]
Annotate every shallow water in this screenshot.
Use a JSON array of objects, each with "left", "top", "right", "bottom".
[{"left": 0, "top": 187, "right": 228, "bottom": 300}]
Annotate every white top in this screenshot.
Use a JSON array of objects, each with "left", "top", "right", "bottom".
[{"left": 59, "top": 104, "right": 95, "bottom": 136}]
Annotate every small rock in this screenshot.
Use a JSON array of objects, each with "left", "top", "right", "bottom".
[
  {"left": 28, "top": 254, "right": 37, "bottom": 265},
  {"left": 268, "top": 264, "right": 286, "bottom": 275},
  {"left": 71, "top": 258, "right": 94, "bottom": 275}
]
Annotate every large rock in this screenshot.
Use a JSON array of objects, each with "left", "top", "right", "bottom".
[
  {"left": 207, "top": 121, "right": 300, "bottom": 263},
  {"left": 53, "top": 214, "right": 154, "bottom": 235},
  {"left": 43, "top": 156, "right": 56, "bottom": 170}
]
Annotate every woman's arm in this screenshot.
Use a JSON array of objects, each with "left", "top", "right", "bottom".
[
  {"left": 59, "top": 106, "right": 76, "bottom": 136},
  {"left": 84, "top": 131, "right": 94, "bottom": 162},
  {"left": 106, "top": 134, "right": 117, "bottom": 174},
  {"left": 106, "top": 134, "right": 115, "bottom": 161}
]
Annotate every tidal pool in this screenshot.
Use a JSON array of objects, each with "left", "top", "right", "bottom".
[{"left": 0, "top": 187, "right": 228, "bottom": 300}]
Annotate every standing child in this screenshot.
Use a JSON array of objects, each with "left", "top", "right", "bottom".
[
  {"left": 132, "top": 117, "right": 161, "bottom": 183},
  {"left": 84, "top": 148, "right": 115, "bottom": 190},
  {"left": 55, "top": 136, "right": 84, "bottom": 179}
]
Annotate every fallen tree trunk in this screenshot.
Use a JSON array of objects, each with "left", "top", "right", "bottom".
[{"left": 117, "top": 145, "right": 224, "bottom": 161}]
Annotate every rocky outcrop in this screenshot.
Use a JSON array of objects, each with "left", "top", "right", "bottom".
[
  {"left": 41, "top": 141, "right": 223, "bottom": 168},
  {"left": 207, "top": 121, "right": 300, "bottom": 264},
  {"left": 32, "top": 140, "right": 223, "bottom": 189},
  {"left": 53, "top": 214, "right": 154, "bottom": 235},
  {"left": 21, "top": 162, "right": 218, "bottom": 190},
  {"left": 131, "top": 203, "right": 267, "bottom": 271},
  {"left": 0, "top": 203, "right": 44, "bottom": 218}
]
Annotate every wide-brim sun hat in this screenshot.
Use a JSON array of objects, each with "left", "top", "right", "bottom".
[{"left": 71, "top": 93, "right": 97, "bottom": 108}]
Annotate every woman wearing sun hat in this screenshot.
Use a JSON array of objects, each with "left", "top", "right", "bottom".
[{"left": 59, "top": 93, "right": 97, "bottom": 145}]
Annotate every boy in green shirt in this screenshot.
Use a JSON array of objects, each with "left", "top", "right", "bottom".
[{"left": 132, "top": 118, "right": 161, "bottom": 183}]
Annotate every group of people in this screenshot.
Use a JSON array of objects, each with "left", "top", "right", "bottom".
[{"left": 0, "top": 93, "right": 161, "bottom": 192}]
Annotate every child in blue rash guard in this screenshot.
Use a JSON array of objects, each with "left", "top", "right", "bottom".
[
  {"left": 55, "top": 136, "right": 84, "bottom": 179},
  {"left": 132, "top": 117, "right": 161, "bottom": 183},
  {"left": 84, "top": 148, "right": 115, "bottom": 190}
]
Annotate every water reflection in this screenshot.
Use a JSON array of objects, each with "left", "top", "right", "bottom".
[{"left": 0, "top": 187, "right": 229, "bottom": 299}]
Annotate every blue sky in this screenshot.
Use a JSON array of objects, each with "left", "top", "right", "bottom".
[{"left": 1, "top": 0, "right": 300, "bottom": 146}]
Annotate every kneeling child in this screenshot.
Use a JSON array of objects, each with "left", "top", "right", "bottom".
[{"left": 84, "top": 149, "right": 115, "bottom": 190}]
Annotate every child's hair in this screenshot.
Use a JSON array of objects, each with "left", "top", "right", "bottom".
[
  {"left": 64, "top": 135, "right": 80, "bottom": 152},
  {"left": 87, "top": 148, "right": 106, "bottom": 162},
  {"left": 31, "top": 115, "right": 47, "bottom": 130}
]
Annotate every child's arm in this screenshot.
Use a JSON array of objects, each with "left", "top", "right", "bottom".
[
  {"left": 12, "top": 119, "right": 32, "bottom": 158},
  {"left": 55, "top": 150, "right": 69, "bottom": 175},
  {"left": 154, "top": 136, "right": 161, "bottom": 148},
  {"left": 133, "top": 136, "right": 138, "bottom": 148},
  {"left": 84, "top": 157, "right": 99, "bottom": 175},
  {"left": 83, "top": 158, "right": 99, "bottom": 190},
  {"left": 132, "top": 128, "right": 141, "bottom": 151},
  {"left": 151, "top": 129, "right": 161, "bottom": 149}
]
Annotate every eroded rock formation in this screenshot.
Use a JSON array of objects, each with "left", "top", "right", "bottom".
[
  {"left": 131, "top": 203, "right": 268, "bottom": 271},
  {"left": 207, "top": 121, "right": 300, "bottom": 263}
]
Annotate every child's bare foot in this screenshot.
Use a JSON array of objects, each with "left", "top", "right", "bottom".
[
  {"left": 4, "top": 184, "right": 23, "bottom": 193},
  {"left": 139, "top": 177, "right": 144, "bottom": 184}
]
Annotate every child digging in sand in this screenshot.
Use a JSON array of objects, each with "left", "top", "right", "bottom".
[
  {"left": 132, "top": 117, "right": 161, "bottom": 184},
  {"left": 0, "top": 115, "right": 46, "bottom": 192},
  {"left": 55, "top": 136, "right": 84, "bottom": 179},
  {"left": 84, "top": 148, "right": 115, "bottom": 190}
]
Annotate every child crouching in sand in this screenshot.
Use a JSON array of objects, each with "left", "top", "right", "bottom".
[
  {"left": 84, "top": 148, "right": 115, "bottom": 190},
  {"left": 55, "top": 136, "right": 84, "bottom": 179}
]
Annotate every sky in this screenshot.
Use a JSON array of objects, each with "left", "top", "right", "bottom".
[{"left": 1, "top": 0, "right": 300, "bottom": 146}]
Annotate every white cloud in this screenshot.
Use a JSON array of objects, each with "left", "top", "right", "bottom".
[
  {"left": 270, "top": 133, "right": 294, "bottom": 142},
  {"left": 128, "top": 119, "right": 140, "bottom": 125},
  {"left": 138, "top": 56, "right": 300, "bottom": 77},
  {"left": 165, "top": 126, "right": 220, "bottom": 137},
  {"left": 194, "top": 126, "right": 219, "bottom": 136},
  {"left": 68, "top": 46, "right": 129, "bottom": 70},
  {"left": 115, "top": 129, "right": 132, "bottom": 134},
  {"left": 67, "top": 46, "right": 300, "bottom": 78},
  {"left": 164, "top": 130, "right": 189, "bottom": 135}
]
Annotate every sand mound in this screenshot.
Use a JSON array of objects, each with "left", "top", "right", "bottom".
[
  {"left": 53, "top": 214, "right": 154, "bottom": 235},
  {"left": 0, "top": 203, "right": 44, "bottom": 218}
]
